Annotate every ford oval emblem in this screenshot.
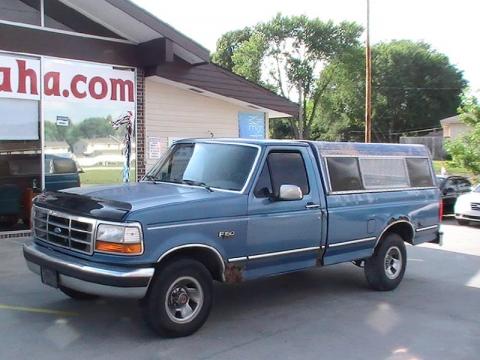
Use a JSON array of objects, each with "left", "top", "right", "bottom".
[{"left": 53, "top": 227, "right": 62, "bottom": 234}]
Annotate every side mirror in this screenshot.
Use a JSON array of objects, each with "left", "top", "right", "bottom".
[{"left": 278, "top": 184, "right": 303, "bottom": 201}]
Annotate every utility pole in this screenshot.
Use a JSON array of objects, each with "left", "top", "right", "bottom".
[{"left": 364, "top": 0, "right": 372, "bottom": 143}]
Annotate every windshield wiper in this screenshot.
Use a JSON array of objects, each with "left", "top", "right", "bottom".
[{"left": 181, "top": 179, "right": 214, "bottom": 192}]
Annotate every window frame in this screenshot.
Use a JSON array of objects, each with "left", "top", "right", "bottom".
[
  {"left": 323, "top": 155, "right": 436, "bottom": 195},
  {"left": 253, "top": 149, "right": 311, "bottom": 199}
]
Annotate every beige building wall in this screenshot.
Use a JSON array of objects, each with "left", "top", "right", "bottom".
[
  {"left": 144, "top": 78, "right": 267, "bottom": 171},
  {"left": 443, "top": 123, "right": 470, "bottom": 139}
]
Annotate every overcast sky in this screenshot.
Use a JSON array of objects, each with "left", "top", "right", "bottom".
[{"left": 133, "top": 0, "right": 479, "bottom": 94}]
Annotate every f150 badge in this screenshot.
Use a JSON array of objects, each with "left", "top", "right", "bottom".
[{"left": 218, "top": 231, "right": 235, "bottom": 239}]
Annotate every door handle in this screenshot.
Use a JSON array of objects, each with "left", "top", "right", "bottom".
[{"left": 305, "top": 203, "right": 321, "bottom": 209}]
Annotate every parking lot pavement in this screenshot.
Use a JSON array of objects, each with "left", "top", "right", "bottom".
[{"left": 1, "top": 219, "right": 479, "bottom": 360}]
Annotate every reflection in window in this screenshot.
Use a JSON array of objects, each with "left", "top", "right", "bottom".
[
  {"left": 267, "top": 152, "right": 310, "bottom": 196},
  {"left": 359, "top": 158, "right": 409, "bottom": 189},
  {"left": 406, "top": 158, "right": 434, "bottom": 187},
  {"left": 326, "top": 157, "right": 363, "bottom": 192},
  {"left": 151, "top": 143, "right": 258, "bottom": 191}
]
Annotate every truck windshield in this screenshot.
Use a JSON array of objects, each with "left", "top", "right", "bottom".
[{"left": 145, "top": 143, "right": 259, "bottom": 191}]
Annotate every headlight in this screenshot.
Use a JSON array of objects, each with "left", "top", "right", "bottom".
[{"left": 95, "top": 223, "right": 143, "bottom": 255}]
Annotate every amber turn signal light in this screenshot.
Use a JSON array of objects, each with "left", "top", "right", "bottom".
[{"left": 95, "top": 240, "right": 142, "bottom": 254}]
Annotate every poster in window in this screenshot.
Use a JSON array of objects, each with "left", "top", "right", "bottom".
[{"left": 238, "top": 112, "right": 265, "bottom": 139}]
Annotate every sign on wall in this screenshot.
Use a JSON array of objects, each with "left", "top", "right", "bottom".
[
  {"left": 0, "top": 53, "right": 135, "bottom": 105},
  {"left": 148, "top": 137, "right": 162, "bottom": 160},
  {"left": 238, "top": 112, "right": 266, "bottom": 139}
]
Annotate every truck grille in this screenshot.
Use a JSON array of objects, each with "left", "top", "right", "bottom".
[
  {"left": 33, "top": 206, "right": 96, "bottom": 255},
  {"left": 471, "top": 203, "right": 480, "bottom": 211}
]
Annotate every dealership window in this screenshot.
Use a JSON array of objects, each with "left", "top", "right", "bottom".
[
  {"left": 0, "top": 96, "right": 41, "bottom": 233},
  {"left": 0, "top": 53, "right": 137, "bottom": 235},
  {"left": 0, "top": 98, "right": 39, "bottom": 140},
  {"left": 42, "top": 58, "right": 136, "bottom": 187}
]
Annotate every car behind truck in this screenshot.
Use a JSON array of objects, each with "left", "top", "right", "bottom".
[{"left": 24, "top": 139, "right": 442, "bottom": 337}]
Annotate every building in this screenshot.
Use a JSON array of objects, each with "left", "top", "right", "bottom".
[
  {"left": 440, "top": 115, "right": 471, "bottom": 139},
  {"left": 0, "top": 0, "right": 298, "bottom": 237}
]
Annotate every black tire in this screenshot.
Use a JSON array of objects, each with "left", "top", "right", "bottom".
[
  {"left": 141, "top": 258, "right": 213, "bottom": 338},
  {"left": 364, "top": 233, "right": 407, "bottom": 291},
  {"left": 457, "top": 219, "right": 469, "bottom": 226},
  {"left": 60, "top": 286, "right": 99, "bottom": 300}
]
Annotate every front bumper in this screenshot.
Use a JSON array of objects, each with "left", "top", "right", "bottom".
[
  {"left": 455, "top": 212, "right": 480, "bottom": 222},
  {"left": 23, "top": 241, "right": 154, "bottom": 299}
]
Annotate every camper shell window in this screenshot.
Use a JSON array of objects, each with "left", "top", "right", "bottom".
[{"left": 325, "top": 156, "right": 434, "bottom": 193}]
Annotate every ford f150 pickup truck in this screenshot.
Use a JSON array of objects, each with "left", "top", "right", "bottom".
[{"left": 24, "top": 139, "right": 442, "bottom": 337}]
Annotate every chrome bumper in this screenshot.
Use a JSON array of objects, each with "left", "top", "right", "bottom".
[{"left": 23, "top": 241, "right": 154, "bottom": 299}]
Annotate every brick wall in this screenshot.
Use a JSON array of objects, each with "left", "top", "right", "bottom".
[{"left": 136, "top": 68, "right": 145, "bottom": 180}]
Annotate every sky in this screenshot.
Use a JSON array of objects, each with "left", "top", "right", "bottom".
[{"left": 133, "top": 0, "right": 480, "bottom": 94}]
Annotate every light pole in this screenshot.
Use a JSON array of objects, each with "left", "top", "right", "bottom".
[{"left": 365, "top": 0, "right": 372, "bottom": 143}]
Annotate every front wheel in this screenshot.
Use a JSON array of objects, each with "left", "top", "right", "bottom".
[
  {"left": 364, "top": 233, "right": 407, "bottom": 291},
  {"left": 141, "top": 258, "right": 213, "bottom": 337}
]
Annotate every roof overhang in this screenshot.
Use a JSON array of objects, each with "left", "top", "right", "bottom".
[
  {"left": 59, "top": 0, "right": 209, "bottom": 63},
  {"left": 146, "top": 62, "right": 299, "bottom": 118}
]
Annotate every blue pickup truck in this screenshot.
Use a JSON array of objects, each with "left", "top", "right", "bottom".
[{"left": 24, "top": 139, "right": 442, "bottom": 337}]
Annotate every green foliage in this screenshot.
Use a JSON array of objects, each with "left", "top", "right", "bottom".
[
  {"left": 445, "top": 96, "right": 480, "bottom": 175},
  {"left": 212, "top": 14, "right": 363, "bottom": 139},
  {"left": 44, "top": 116, "right": 118, "bottom": 150},
  {"left": 314, "top": 40, "right": 466, "bottom": 142},
  {"left": 211, "top": 28, "right": 253, "bottom": 71}
]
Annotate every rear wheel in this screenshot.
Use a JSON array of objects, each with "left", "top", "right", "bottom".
[
  {"left": 457, "top": 219, "right": 469, "bottom": 226},
  {"left": 364, "top": 233, "right": 407, "bottom": 291},
  {"left": 141, "top": 258, "right": 213, "bottom": 337},
  {"left": 60, "top": 286, "right": 99, "bottom": 300}
]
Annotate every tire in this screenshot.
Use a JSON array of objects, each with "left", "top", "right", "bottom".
[
  {"left": 457, "top": 219, "right": 469, "bottom": 226},
  {"left": 141, "top": 258, "right": 213, "bottom": 338},
  {"left": 60, "top": 286, "right": 99, "bottom": 300},
  {"left": 364, "top": 233, "right": 407, "bottom": 291}
]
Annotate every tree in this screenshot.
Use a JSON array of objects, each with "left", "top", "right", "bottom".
[
  {"left": 313, "top": 40, "right": 467, "bottom": 142},
  {"left": 76, "top": 116, "right": 117, "bottom": 139},
  {"left": 212, "top": 14, "right": 363, "bottom": 139},
  {"left": 445, "top": 95, "right": 480, "bottom": 175}
]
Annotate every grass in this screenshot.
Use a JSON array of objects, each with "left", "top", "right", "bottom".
[
  {"left": 80, "top": 168, "right": 136, "bottom": 185},
  {"left": 433, "top": 161, "right": 478, "bottom": 182}
]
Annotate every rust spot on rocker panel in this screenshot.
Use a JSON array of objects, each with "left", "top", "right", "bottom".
[{"left": 224, "top": 263, "right": 244, "bottom": 283}]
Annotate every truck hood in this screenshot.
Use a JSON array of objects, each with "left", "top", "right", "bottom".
[{"left": 34, "top": 182, "right": 235, "bottom": 222}]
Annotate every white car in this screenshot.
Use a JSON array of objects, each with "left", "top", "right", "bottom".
[{"left": 455, "top": 184, "right": 480, "bottom": 225}]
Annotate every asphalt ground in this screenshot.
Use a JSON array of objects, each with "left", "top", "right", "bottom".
[{"left": 1, "top": 218, "right": 479, "bottom": 360}]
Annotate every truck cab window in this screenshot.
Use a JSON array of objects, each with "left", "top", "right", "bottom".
[
  {"left": 268, "top": 152, "right": 310, "bottom": 197},
  {"left": 253, "top": 162, "right": 273, "bottom": 198}
]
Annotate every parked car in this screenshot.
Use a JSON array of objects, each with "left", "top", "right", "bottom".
[
  {"left": 436, "top": 175, "right": 472, "bottom": 215},
  {"left": 454, "top": 184, "right": 480, "bottom": 225},
  {"left": 24, "top": 139, "right": 441, "bottom": 337},
  {"left": 44, "top": 155, "right": 82, "bottom": 191}
]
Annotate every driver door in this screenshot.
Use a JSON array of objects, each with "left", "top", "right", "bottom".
[{"left": 245, "top": 146, "right": 324, "bottom": 278}]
